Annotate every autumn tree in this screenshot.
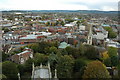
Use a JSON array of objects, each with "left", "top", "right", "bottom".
[{"left": 82, "top": 61, "right": 111, "bottom": 78}]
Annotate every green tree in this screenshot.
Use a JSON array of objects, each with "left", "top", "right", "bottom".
[
  {"left": 65, "top": 46, "right": 79, "bottom": 58},
  {"left": 103, "top": 58, "right": 111, "bottom": 67},
  {"left": 104, "top": 27, "right": 117, "bottom": 38},
  {"left": 26, "top": 43, "right": 40, "bottom": 53},
  {"left": 74, "top": 58, "right": 86, "bottom": 72},
  {"left": 85, "top": 45, "right": 99, "bottom": 60},
  {"left": 56, "top": 55, "right": 74, "bottom": 78},
  {"left": 48, "top": 46, "right": 58, "bottom": 54},
  {"left": 2, "top": 27, "right": 10, "bottom": 33},
  {"left": 34, "top": 53, "right": 48, "bottom": 66},
  {"left": 55, "top": 21, "right": 59, "bottom": 26},
  {"left": 24, "top": 58, "right": 34, "bottom": 73},
  {"left": 60, "top": 49, "right": 68, "bottom": 55},
  {"left": 2, "top": 52, "right": 9, "bottom": 61},
  {"left": 39, "top": 41, "right": 51, "bottom": 53},
  {"left": 17, "top": 64, "right": 25, "bottom": 76},
  {"left": 107, "top": 47, "right": 118, "bottom": 66},
  {"left": 2, "top": 61, "right": 18, "bottom": 80},
  {"left": 65, "top": 19, "right": 74, "bottom": 23},
  {"left": 117, "top": 64, "right": 120, "bottom": 78},
  {"left": 108, "top": 47, "right": 117, "bottom": 57},
  {"left": 111, "top": 56, "right": 119, "bottom": 66},
  {"left": 78, "top": 43, "right": 85, "bottom": 56},
  {"left": 73, "top": 58, "right": 86, "bottom": 78},
  {"left": 60, "top": 21, "right": 65, "bottom": 26},
  {"left": 82, "top": 61, "right": 111, "bottom": 78},
  {"left": 76, "top": 21, "right": 80, "bottom": 27}
]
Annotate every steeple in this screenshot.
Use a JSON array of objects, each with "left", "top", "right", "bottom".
[{"left": 87, "top": 25, "right": 92, "bottom": 45}]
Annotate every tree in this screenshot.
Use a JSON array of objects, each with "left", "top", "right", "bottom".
[
  {"left": 108, "top": 47, "right": 117, "bottom": 57},
  {"left": 26, "top": 43, "right": 40, "bottom": 53},
  {"left": 65, "top": 46, "right": 79, "bottom": 58},
  {"left": 2, "top": 52, "right": 9, "bottom": 61},
  {"left": 111, "top": 56, "right": 119, "bottom": 66},
  {"left": 74, "top": 58, "right": 86, "bottom": 72},
  {"left": 104, "top": 27, "right": 117, "bottom": 38},
  {"left": 34, "top": 53, "right": 48, "bottom": 66},
  {"left": 24, "top": 58, "right": 34, "bottom": 72},
  {"left": 73, "top": 58, "right": 86, "bottom": 78},
  {"left": 82, "top": 61, "right": 111, "bottom": 78},
  {"left": 48, "top": 46, "right": 58, "bottom": 54},
  {"left": 107, "top": 47, "right": 118, "bottom": 66},
  {"left": 2, "top": 61, "right": 18, "bottom": 80},
  {"left": 38, "top": 41, "right": 51, "bottom": 53},
  {"left": 101, "top": 51, "right": 109, "bottom": 60},
  {"left": 56, "top": 55, "right": 74, "bottom": 78},
  {"left": 103, "top": 58, "right": 111, "bottom": 67},
  {"left": 117, "top": 64, "right": 120, "bottom": 78},
  {"left": 78, "top": 43, "right": 85, "bottom": 56},
  {"left": 60, "top": 21, "right": 65, "bottom": 26},
  {"left": 65, "top": 19, "right": 74, "bottom": 23},
  {"left": 76, "top": 21, "right": 80, "bottom": 28},
  {"left": 17, "top": 64, "right": 25, "bottom": 76},
  {"left": 60, "top": 49, "right": 68, "bottom": 55},
  {"left": 2, "top": 27, "right": 10, "bottom": 33},
  {"left": 85, "top": 45, "right": 99, "bottom": 60}
]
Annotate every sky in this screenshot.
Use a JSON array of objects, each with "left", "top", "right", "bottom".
[{"left": 0, "top": 0, "right": 119, "bottom": 11}]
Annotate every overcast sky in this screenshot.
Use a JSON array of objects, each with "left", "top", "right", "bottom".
[{"left": 0, "top": 0, "right": 119, "bottom": 11}]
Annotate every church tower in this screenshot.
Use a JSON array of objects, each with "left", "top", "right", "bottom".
[{"left": 87, "top": 25, "right": 92, "bottom": 45}]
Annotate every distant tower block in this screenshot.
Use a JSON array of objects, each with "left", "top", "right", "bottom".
[{"left": 87, "top": 25, "right": 92, "bottom": 45}]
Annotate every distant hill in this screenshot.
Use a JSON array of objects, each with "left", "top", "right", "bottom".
[{"left": 2, "top": 10, "right": 118, "bottom": 14}]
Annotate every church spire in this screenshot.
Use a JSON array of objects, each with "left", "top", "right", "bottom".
[{"left": 87, "top": 25, "right": 92, "bottom": 45}]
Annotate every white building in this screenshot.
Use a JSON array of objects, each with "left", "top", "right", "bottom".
[
  {"left": 32, "top": 62, "right": 57, "bottom": 79},
  {"left": 79, "top": 25, "right": 85, "bottom": 31},
  {"left": 93, "top": 26, "right": 108, "bottom": 40},
  {"left": 106, "top": 39, "right": 120, "bottom": 48}
]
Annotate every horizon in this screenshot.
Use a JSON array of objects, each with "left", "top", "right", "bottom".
[{"left": 1, "top": 10, "right": 119, "bottom": 12}]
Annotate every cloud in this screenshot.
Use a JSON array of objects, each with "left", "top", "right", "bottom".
[
  {"left": 0, "top": 0, "right": 119, "bottom": 11},
  {"left": 62, "top": 0, "right": 118, "bottom": 11}
]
